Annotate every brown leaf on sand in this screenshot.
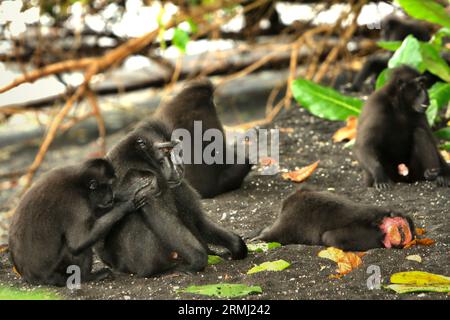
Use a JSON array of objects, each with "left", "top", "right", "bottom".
[
  {"left": 282, "top": 161, "right": 319, "bottom": 183},
  {"left": 12, "top": 266, "right": 20, "bottom": 277},
  {"left": 318, "top": 247, "right": 363, "bottom": 276},
  {"left": 415, "top": 228, "right": 426, "bottom": 236},
  {"left": 279, "top": 128, "right": 294, "bottom": 133},
  {"left": 260, "top": 157, "right": 278, "bottom": 166},
  {"left": 403, "top": 238, "right": 435, "bottom": 249},
  {"left": 333, "top": 116, "right": 358, "bottom": 143}
]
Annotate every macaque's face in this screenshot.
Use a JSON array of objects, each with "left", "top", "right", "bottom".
[{"left": 379, "top": 216, "right": 413, "bottom": 248}]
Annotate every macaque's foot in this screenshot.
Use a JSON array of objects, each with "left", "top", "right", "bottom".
[
  {"left": 133, "top": 197, "right": 147, "bottom": 210},
  {"left": 436, "top": 175, "right": 450, "bottom": 187},
  {"left": 424, "top": 168, "right": 440, "bottom": 181},
  {"left": 86, "top": 268, "right": 113, "bottom": 282},
  {"left": 374, "top": 182, "right": 390, "bottom": 191}
]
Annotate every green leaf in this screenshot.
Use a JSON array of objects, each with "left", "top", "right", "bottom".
[
  {"left": 388, "top": 35, "right": 426, "bottom": 72},
  {"left": 180, "top": 283, "right": 262, "bottom": 298},
  {"left": 391, "top": 271, "right": 450, "bottom": 285},
  {"left": 377, "top": 41, "right": 402, "bottom": 51},
  {"left": 208, "top": 255, "right": 223, "bottom": 265},
  {"left": 247, "top": 259, "right": 290, "bottom": 275},
  {"left": 431, "top": 27, "right": 450, "bottom": 48},
  {"left": 173, "top": 27, "right": 190, "bottom": 53},
  {"left": 385, "top": 271, "right": 450, "bottom": 293},
  {"left": 0, "top": 287, "right": 61, "bottom": 300},
  {"left": 187, "top": 18, "right": 198, "bottom": 34},
  {"left": 396, "top": 0, "right": 450, "bottom": 28},
  {"left": 427, "top": 82, "right": 450, "bottom": 126},
  {"left": 247, "top": 242, "right": 282, "bottom": 253},
  {"left": 291, "top": 78, "right": 363, "bottom": 121},
  {"left": 435, "top": 127, "right": 450, "bottom": 140},
  {"left": 420, "top": 42, "right": 450, "bottom": 82},
  {"left": 385, "top": 284, "right": 450, "bottom": 294},
  {"left": 440, "top": 142, "right": 450, "bottom": 151},
  {"left": 375, "top": 68, "right": 389, "bottom": 90},
  {"left": 387, "top": 36, "right": 450, "bottom": 82}
]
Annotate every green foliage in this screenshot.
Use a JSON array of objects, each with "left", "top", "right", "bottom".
[
  {"left": 396, "top": 0, "right": 450, "bottom": 28},
  {"left": 179, "top": 283, "right": 262, "bottom": 298},
  {"left": 173, "top": 27, "right": 190, "bottom": 53},
  {"left": 384, "top": 270, "right": 450, "bottom": 294},
  {"left": 420, "top": 42, "right": 450, "bottom": 82},
  {"left": 375, "top": 69, "right": 389, "bottom": 90},
  {"left": 247, "top": 242, "right": 282, "bottom": 253},
  {"left": 427, "top": 82, "right": 450, "bottom": 126},
  {"left": 291, "top": 79, "right": 362, "bottom": 121},
  {"left": 435, "top": 127, "right": 450, "bottom": 140},
  {"left": 377, "top": 41, "right": 402, "bottom": 51},
  {"left": 431, "top": 27, "right": 450, "bottom": 48},
  {"left": 377, "top": 35, "right": 450, "bottom": 89},
  {"left": 388, "top": 35, "right": 426, "bottom": 72},
  {"left": 0, "top": 287, "right": 60, "bottom": 300},
  {"left": 441, "top": 142, "right": 450, "bottom": 151},
  {"left": 247, "top": 260, "right": 291, "bottom": 275},
  {"left": 207, "top": 255, "right": 223, "bottom": 265}
]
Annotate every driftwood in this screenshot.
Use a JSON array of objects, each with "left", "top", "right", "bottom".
[{"left": 0, "top": 0, "right": 369, "bottom": 198}]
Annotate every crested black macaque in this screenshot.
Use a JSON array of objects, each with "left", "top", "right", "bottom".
[
  {"left": 8, "top": 159, "right": 147, "bottom": 286},
  {"left": 350, "top": 15, "right": 432, "bottom": 92},
  {"left": 95, "top": 120, "right": 247, "bottom": 277},
  {"left": 355, "top": 65, "right": 450, "bottom": 190},
  {"left": 254, "top": 187, "right": 415, "bottom": 251},
  {"left": 154, "top": 79, "right": 252, "bottom": 198}
]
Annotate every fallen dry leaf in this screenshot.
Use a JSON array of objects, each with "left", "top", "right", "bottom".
[
  {"left": 12, "top": 266, "right": 20, "bottom": 277},
  {"left": 0, "top": 244, "right": 8, "bottom": 253},
  {"left": 318, "top": 247, "right": 363, "bottom": 275},
  {"left": 406, "top": 255, "right": 422, "bottom": 263},
  {"left": 279, "top": 128, "right": 294, "bottom": 133},
  {"left": 404, "top": 238, "right": 435, "bottom": 249},
  {"left": 415, "top": 228, "right": 426, "bottom": 236},
  {"left": 282, "top": 161, "right": 320, "bottom": 183},
  {"left": 333, "top": 116, "right": 358, "bottom": 143},
  {"left": 260, "top": 157, "right": 278, "bottom": 166}
]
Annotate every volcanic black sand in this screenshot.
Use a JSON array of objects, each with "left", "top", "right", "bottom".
[{"left": 0, "top": 106, "right": 449, "bottom": 300}]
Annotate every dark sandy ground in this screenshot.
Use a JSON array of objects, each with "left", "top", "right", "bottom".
[{"left": 0, "top": 105, "right": 449, "bottom": 300}]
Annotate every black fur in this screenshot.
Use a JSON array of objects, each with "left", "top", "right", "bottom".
[
  {"left": 254, "top": 187, "right": 415, "bottom": 252},
  {"left": 95, "top": 120, "right": 248, "bottom": 277},
  {"left": 154, "top": 79, "right": 252, "bottom": 198},
  {"left": 8, "top": 159, "right": 145, "bottom": 286},
  {"left": 355, "top": 65, "right": 450, "bottom": 189},
  {"left": 350, "top": 15, "right": 432, "bottom": 92}
]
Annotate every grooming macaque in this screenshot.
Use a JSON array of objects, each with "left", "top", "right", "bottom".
[
  {"left": 254, "top": 187, "right": 415, "bottom": 251},
  {"left": 355, "top": 65, "right": 450, "bottom": 189},
  {"left": 8, "top": 159, "right": 147, "bottom": 286},
  {"left": 95, "top": 119, "right": 248, "bottom": 277},
  {"left": 154, "top": 79, "right": 252, "bottom": 198},
  {"left": 350, "top": 15, "right": 432, "bottom": 92}
]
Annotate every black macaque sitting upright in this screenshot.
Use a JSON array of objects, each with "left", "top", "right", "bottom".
[
  {"left": 95, "top": 119, "right": 248, "bottom": 277},
  {"left": 349, "top": 15, "right": 432, "bottom": 92},
  {"left": 154, "top": 79, "right": 252, "bottom": 198},
  {"left": 355, "top": 65, "right": 450, "bottom": 190},
  {"left": 253, "top": 187, "right": 415, "bottom": 252},
  {"left": 8, "top": 159, "right": 147, "bottom": 286}
]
